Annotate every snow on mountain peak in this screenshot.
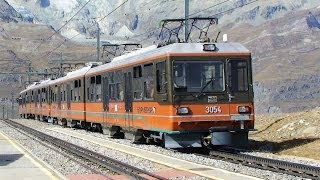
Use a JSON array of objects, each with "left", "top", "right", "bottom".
[
  {"left": 50, "top": 0, "right": 78, "bottom": 13},
  {"left": 115, "top": 25, "right": 134, "bottom": 38}
]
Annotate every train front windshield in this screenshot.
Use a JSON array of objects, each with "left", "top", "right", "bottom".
[{"left": 173, "top": 61, "right": 225, "bottom": 93}]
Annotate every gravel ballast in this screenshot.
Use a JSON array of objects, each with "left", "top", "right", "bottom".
[{"left": 8, "top": 119, "right": 320, "bottom": 180}]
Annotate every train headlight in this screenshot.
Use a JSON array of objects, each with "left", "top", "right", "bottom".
[
  {"left": 238, "top": 106, "right": 251, "bottom": 113},
  {"left": 177, "top": 107, "right": 189, "bottom": 115},
  {"left": 203, "top": 44, "right": 217, "bottom": 51}
]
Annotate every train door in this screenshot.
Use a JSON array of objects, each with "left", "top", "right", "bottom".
[
  {"left": 227, "top": 59, "right": 252, "bottom": 121},
  {"left": 38, "top": 88, "right": 43, "bottom": 116},
  {"left": 57, "top": 85, "right": 62, "bottom": 119},
  {"left": 46, "top": 87, "right": 51, "bottom": 118},
  {"left": 66, "top": 83, "right": 71, "bottom": 118},
  {"left": 102, "top": 76, "right": 109, "bottom": 125},
  {"left": 124, "top": 72, "right": 133, "bottom": 129}
]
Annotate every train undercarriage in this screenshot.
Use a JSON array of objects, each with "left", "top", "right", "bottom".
[{"left": 21, "top": 113, "right": 249, "bottom": 149}]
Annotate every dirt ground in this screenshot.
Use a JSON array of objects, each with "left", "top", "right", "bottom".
[{"left": 250, "top": 107, "right": 320, "bottom": 160}]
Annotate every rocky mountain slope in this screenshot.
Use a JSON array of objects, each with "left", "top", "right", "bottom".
[
  {"left": 0, "top": 0, "right": 319, "bottom": 113},
  {"left": 252, "top": 107, "right": 320, "bottom": 160}
]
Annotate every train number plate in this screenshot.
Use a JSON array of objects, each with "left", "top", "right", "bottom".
[
  {"left": 205, "top": 106, "right": 222, "bottom": 114},
  {"left": 231, "top": 115, "right": 250, "bottom": 121}
]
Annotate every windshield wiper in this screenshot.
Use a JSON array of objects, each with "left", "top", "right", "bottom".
[{"left": 196, "top": 78, "right": 215, "bottom": 98}]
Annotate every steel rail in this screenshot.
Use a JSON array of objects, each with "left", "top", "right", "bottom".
[
  {"left": 4, "top": 120, "right": 167, "bottom": 180},
  {"left": 3, "top": 120, "right": 102, "bottom": 175},
  {"left": 208, "top": 150, "right": 320, "bottom": 179}
]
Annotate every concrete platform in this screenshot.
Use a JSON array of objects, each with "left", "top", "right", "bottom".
[{"left": 0, "top": 131, "right": 64, "bottom": 180}]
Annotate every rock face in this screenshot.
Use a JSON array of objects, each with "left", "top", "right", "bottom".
[
  {"left": 0, "top": 0, "right": 320, "bottom": 113},
  {"left": 0, "top": 0, "right": 23, "bottom": 23}
]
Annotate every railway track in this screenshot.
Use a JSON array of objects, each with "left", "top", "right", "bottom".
[
  {"left": 3, "top": 119, "right": 167, "bottom": 180},
  {"left": 203, "top": 149, "right": 320, "bottom": 179}
]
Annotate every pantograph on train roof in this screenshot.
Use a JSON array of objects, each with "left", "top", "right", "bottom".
[{"left": 158, "top": 17, "right": 219, "bottom": 45}]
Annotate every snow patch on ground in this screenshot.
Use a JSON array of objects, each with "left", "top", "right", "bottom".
[
  {"left": 61, "top": 29, "right": 85, "bottom": 39},
  {"left": 114, "top": 25, "right": 134, "bottom": 37}
]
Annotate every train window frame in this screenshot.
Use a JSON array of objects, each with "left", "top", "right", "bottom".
[
  {"left": 96, "top": 75, "right": 102, "bottom": 102},
  {"left": 133, "top": 66, "right": 142, "bottom": 78},
  {"left": 143, "top": 63, "right": 154, "bottom": 100},
  {"left": 87, "top": 87, "right": 90, "bottom": 102},
  {"left": 227, "top": 59, "right": 249, "bottom": 92},
  {"left": 156, "top": 61, "right": 167, "bottom": 94},
  {"left": 107, "top": 71, "right": 124, "bottom": 102},
  {"left": 31, "top": 91, "right": 34, "bottom": 103},
  {"left": 172, "top": 60, "right": 225, "bottom": 93}
]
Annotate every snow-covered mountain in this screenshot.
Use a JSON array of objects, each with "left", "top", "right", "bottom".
[
  {"left": 1, "top": 0, "right": 320, "bottom": 113},
  {"left": 4, "top": 0, "right": 319, "bottom": 42}
]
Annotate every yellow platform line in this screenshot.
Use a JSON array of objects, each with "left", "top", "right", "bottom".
[{"left": 0, "top": 131, "right": 64, "bottom": 180}]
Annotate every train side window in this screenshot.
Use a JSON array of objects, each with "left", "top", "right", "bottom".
[
  {"left": 228, "top": 61, "right": 248, "bottom": 92},
  {"left": 31, "top": 91, "right": 34, "bottom": 103},
  {"left": 156, "top": 61, "right": 167, "bottom": 93},
  {"left": 87, "top": 87, "right": 90, "bottom": 101},
  {"left": 90, "top": 77, "right": 96, "bottom": 101},
  {"left": 71, "top": 90, "right": 73, "bottom": 101},
  {"left": 74, "top": 80, "right": 78, "bottom": 102},
  {"left": 78, "top": 80, "right": 82, "bottom": 101},
  {"left": 96, "top": 75, "right": 102, "bottom": 102},
  {"left": 143, "top": 63, "right": 154, "bottom": 100},
  {"left": 133, "top": 66, "right": 142, "bottom": 78},
  {"left": 91, "top": 76, "right": 95, "bottom": 84},
  {"left": 109, "top": 84, "right": 115, "bottom": 100}
]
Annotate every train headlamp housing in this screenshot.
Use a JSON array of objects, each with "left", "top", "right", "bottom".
[
  {"left": 238, "top": 106, "right": 251, "bottom": 113},
  {"left": 177, "top": 107, "right": 190, "bottom": 115},
  {"left": 203, "top": 44, "right": 217, "bottom": 51}
]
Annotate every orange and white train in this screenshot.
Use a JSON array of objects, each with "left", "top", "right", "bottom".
[{"left": 19, "top": 42, "right": 254, "bottom": 148}]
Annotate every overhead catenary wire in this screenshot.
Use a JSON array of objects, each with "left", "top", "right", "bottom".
[
  {"left": 128, "top": 0, "right": 233, "bottom": 42},
  {"left": 36, "top": 0, "right": 227, "bottom": 62},
  {"left": 37, "top": 0, "right": 259, "bottom": 63},
  {"left": 35, "top": 0, "right": 129, "bottom": 62},
  {"left": 134, "top": 0, "right": 260, "bottom": 44},
  {"left": 33, "top": 0, "right": 94, "bottom": 52}
]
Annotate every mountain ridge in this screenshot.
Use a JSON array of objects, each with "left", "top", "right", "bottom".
[{"left": 0, "top": 0, "right": 319, "bottom": 113}]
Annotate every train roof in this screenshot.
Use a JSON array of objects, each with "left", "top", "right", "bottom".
[
  {"left": 48, "top": 65, "right": 92, "bottom": 85},
  {"left": 19, "top": 64, "right": 94, "bottom": 94},
  {"left": 86, "top": 42, "right": 250, "bottom": 76},
  {"left": 20, "top": 79, "right": 52, "bottom": 94}
]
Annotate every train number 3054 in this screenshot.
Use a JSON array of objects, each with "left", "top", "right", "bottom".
[{"left": 205, "top": 106, "right": 222, "bottom": 114}]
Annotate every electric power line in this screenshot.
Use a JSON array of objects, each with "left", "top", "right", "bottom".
[
  {"left": 33, "top": 0, "right": 94, "bottom": 52},
  {"left": 128, "top": 0, "right": 232, "bottom": 42},
  {"left": 35, "top": 0, "right": 129, "bottom": 62},
  {"left": 133, "top": 0, "right": 260, "bottom": 43},
  {"left": 189, "top": 0, "right": 232, "bottom": 17}
]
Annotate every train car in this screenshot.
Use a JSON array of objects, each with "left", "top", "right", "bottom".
[
  {"left": 84, "top": 42, "right": 254, "bottom": 148},
  {"left": 19, "top": 80, "right": 51, "bottom": 120},
  {"left": 18, "top": 42, "right": 254, "bottom": 149},
  {"left": 47, "top": 64, "right": 98, "bottom": 127}
]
